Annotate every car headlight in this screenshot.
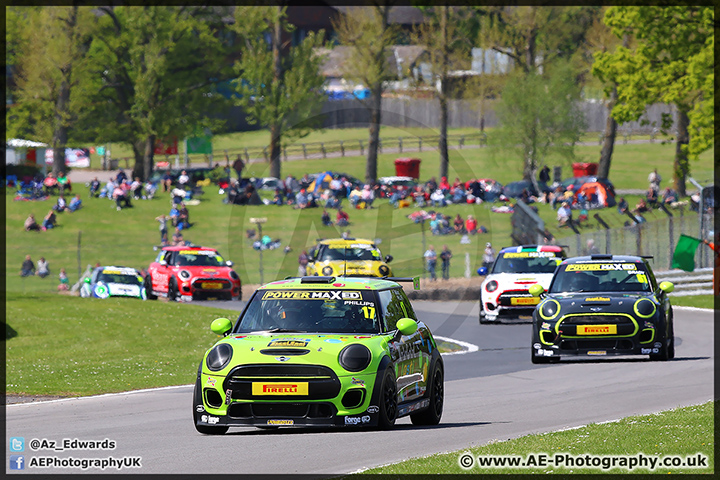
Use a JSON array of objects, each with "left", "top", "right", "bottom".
[
  {"left": 338, "top": 344, "right": 371, "bottom": 372},
  {"left": 486, "top": 280, "right": 498, "bottom": 292},
  {"left": 378, "top": 265, "right": 390, "bottom": 276},
  {"left": 229, "top": 270, "right": 239, "bottom": 280},
  {"left": 322, "top": 266, "right": 334, "bottom": 276},
  {"left": 206, "top": 344, "right": 233, "bottom": 371},
  {"left": 179, "top": 270, "right": 191, "bottom": 280},
  {"left": 633, "top": 298, "right": 656, "bottom": 318},
  {"left": 538, "top": 299, "right": 561, "bottom": 320}
]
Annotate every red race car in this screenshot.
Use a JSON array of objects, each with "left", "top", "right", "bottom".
[{"left": 145, "top": 246, "right": 241, "bottom": 302}]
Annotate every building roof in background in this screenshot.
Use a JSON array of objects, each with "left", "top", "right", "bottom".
[
  {"left": 6, "top": 139, "right": 48, "bottom": 148},
  {"left": 316, "top": 45, "right": 427, "bottom": 78}
]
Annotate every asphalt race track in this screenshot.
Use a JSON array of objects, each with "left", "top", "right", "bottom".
[{"left": 6, "top": 301, "right": 714, "bottom": 475}]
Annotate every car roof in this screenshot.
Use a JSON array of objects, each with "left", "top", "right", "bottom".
[
  {"left": 97, "top": 266, "right": 141, "bottom": 274},
  {"left": 499, "top": 245, "right": 565, "bottom": 254},
  {"left": 162, "top": 245, "right": 217, "bottom": 252},
  {"left": 561, "top": 254, "right": 648, "bottom": 264},
  {"left": 318, "top": 238, "right": 374, "bottom": 246},
  {"left": 259, "top": 276, "right": 399, "bottom": 291}
]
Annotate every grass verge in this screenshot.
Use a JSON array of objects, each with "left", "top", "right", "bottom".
[
  {"left": 5, "top": 291, "right": 464, "bottom": 397},
  {"left": 669, "top": 295, "right": 716, "bottom": 309},
  {"left": 359, "top": 401, "right": 714, "bottom": 475}
]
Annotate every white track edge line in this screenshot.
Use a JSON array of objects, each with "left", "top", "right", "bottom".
[
  {"left": 6, "top": 384, "right": 193, "bottom": 407},
  {"left": 435, "top": 335, "right": 480, "bottom": 355}
]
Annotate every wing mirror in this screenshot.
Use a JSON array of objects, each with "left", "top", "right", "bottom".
[
  {"left": 658, "top": 281, "right": 674, "bottom": 294},
  {"left": 159, "top": 260, "right": 167, "bottom": 266},
  {"left": 226, "top": 260, "right": 234, "bottom": 267},
  {"left": 384, "top": 255, "right": 393, "bottom": 263},
  {"left": 211, "top": 318, "right": 233, "bottom": 336},
  {"left": 84, "top": 277, "right": 91, "bottom": 284},
  {"left": 477, "top": 266, "right": 488, "bottom": 276},
  {"left": 393, "top": 317, "right": 418, "bottom": 341},
  {"left": 529, "top": 284, "right": 545, "bottom": 297}
]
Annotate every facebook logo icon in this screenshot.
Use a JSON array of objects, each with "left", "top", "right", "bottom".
[
  {"left": 10, "top": 455, "right": 25, "bottom": 470},
  {"left": 10, "top": 437, "right": 25, "bottom": 452}
]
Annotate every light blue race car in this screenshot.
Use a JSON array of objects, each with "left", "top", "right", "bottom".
[{"left": 80, "top": 266, "right": 147, "bottom": 300}]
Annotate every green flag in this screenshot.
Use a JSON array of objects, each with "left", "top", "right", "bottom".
[{"left": 671, "top": 234, "right": 702, "bottom": 272}]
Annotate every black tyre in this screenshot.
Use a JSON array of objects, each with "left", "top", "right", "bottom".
[
  {"left": 144, "top": 276, "right": 157, "bottom": 300},
  {"left": 168, "top": 278, "right": 179, "bottom": 302},
  {"left": 410, "top": 364, "right": 443, "bottom": 425},
  {"left": 650, "top": 316, "right": 673, "bottom": 361},
  {"left": 192, "top": 370, "right": 228, "bottom": 435},
  {"left": 377, "top": 368, "right": 397, "bottom": 429}
]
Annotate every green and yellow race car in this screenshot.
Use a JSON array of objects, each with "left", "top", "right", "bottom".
[
  {"left": 193, "top": 275, "right": 443, "bottom": 434},
  {"left": 306, "top": 238, "right": 393, "bottom": 277}
]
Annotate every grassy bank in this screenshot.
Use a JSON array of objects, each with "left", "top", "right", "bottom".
[
  {"left": 7, "top": 139, "right": 712, "bottom": 290},
  {"left": 359, "top": 401, "right": 714, "bottom": 474}
]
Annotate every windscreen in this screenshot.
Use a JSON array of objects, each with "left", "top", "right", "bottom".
[
  {"left": 491, "top": 251, "right": 563, "bottom": 274},
  {"left": 236, "top": 289, "right": 380, "bottom": 334},
  {"left": 318, "top": 244, "right": 382, "bottom": 262},
  {"left": 549, "top": 262, "right": 652, "bottom": 293},
  {"left": 98, "top": 271, "right": 142, "bottom": 285},
  {"left": 175, "top": 249, "right": 226, "bottom": 267}
]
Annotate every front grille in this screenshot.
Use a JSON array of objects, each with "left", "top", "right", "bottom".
[
  {"left": 558, "top": 314, "right": 636, "bottom": 336},
  {"left": 224, "top": 364, "right": 341, "bottom": 400},
  {"left": 559, "top": 339, "right": 635, "bottom": 351},
  {"left": 497, "top": 290, "right": 538, "bottom": 307},
  {"left": 192, "top": 278, "right": 231, "bottom": 290},
  {"left": 227, "top": 402, "right": 335, "bottom": 419}
]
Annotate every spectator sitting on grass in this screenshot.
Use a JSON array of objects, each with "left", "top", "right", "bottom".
[
  {"left": 55, "top": 195, "right": 67, "bottom": 212},
  {"left": 172, "top": 187, "right": 186, "bottom": 204},
  {"left": 42, "top": 210, "right": 57, "bottom": 230},
  {"left": 439, "top": 176, "right": 451, "bottom": 193},
  {"left": 101, "top": 178, "right": 115, "bottom": 199},
  {"left": 58, "top": 268, "right": 70, "bottom": 291},
  {"left": 646, "top": 187, "right": 659, "bottom": 207},
  {"left": 169, "top": 203, "right": 180, "bottom": 227},
  {"left": 162, "top": 170, "right": 173, "bottom": 192},
  {"left": 451, "top": 185, "right": 466, "bottom": 204},
  {"left": 429, "top": 214, "right": 440, "bottom": 235},
  {"left": 177, "top": 170, "right": 190, "bottom": 187},
  {"left": 130, "top": 177, "right": 143, "bottom": 199},
  {"left": 465, "top": 215, "right": 478, "bottom": 235},
  {"left": 144, "top": 180, "right": 157, "bottom": 199},
  {"left": 115, "top": 168, "right": 128, "bottom": 184},
  {"left": 172, "top": 228, "right": 185, "bottom": 246},
  {"left": 557, "top": 202, "right": 573, "bottom": 227},
  {"left": 325, "top": 193, "right": 340, "bottom": 209},
  {"left": 336, "top": 207, "right": 349, "bottom": 227},
  {"left": 633, "top": 198, "right": 649, "bottom": 215},
  {"left": 295, "top": 189, "right": 309, "bottom": 209},
  {"left": 113, "top": 185, "right": 131, "bottom": 210},
  {"left": 321, "top": 210, "right": 332, "bottom": 226},
  {"left": 89, "top": 177, "right": 101, "bottom": 197},
  {"left": 21, "top": 255, "right": 35, "bottom": 276},
  {"left": 43, "top": 172, "right": 59, "bottom": 196},
  {"left": 453, "top": 214, "right": 465, "bottom": 234},
  {"left": 361, "top": 185, "right": 375, "bottom": 208},
  {"left": 662, "top": 187, "right": 678, "bottom": 205},
  {"left": 25, "top": 214, "right": 41, "bottom": 232},
  {"left": 273, "top": 188, "right": 284, "bottom": 206},
  {"left": 37, "top": 256, "right": 50, "bottom": 278},
  {"left": 430, "top": 189, "right": 446, "bottom": 208},
  {"left": 617, "top": 197, "right": 629, "bottom": 214},
  {"left": 57, "top": 171, "right": 70, "bottom": 194},
  {"left": 348, "top": 186, "right": 362, "bottom": 208},
  {"left": 68, "top": 194, "right": 82, "bottom": 212}
]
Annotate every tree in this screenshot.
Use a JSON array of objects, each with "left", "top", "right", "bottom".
[
  {"left": 412, "top": 6, "right": 475, "bottom": 179},
  {"left": 7, "top": 6, "right": 96, "bottom": 174},
  {"left": 230, "top": 6, "right": 328, "bottom": 179},
  {"left": 333, "top": 4, "right": 398, "bottom": 184},
  {"left": 592, "top": 6, "right": 714, "bottom": 196},
  {"left": 477, "top": 6, "right": 599, "bottom": 181},
  {"left": 86, "top": 6, "right": 233, "bottom": 181},
  {"left": 491, "top": 61, "right": 586, "bottom": 182}
]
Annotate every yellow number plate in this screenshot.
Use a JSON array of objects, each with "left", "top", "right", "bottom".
[
  {"left": 252, "top": 382, "right": 309, "bottom": 395},
  {"left": 511, "top": 297, "right": 540, "bottom": 305},
  {"left": 202, "top": 282, "right": 223, "bottom": 289},
  {"left": 576, "top": 325, "right": 617, "bottom": 335}
]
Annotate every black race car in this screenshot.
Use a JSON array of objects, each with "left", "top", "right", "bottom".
[{"left": 528, "top": 254, "right": 675, "bottom": 363}]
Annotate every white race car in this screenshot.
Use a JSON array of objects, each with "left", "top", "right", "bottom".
[
  {"left": 477, "top": 245, "right": 566, "bottom": 323},
  {"left": 80, "top": 266, "right": 147, "bottom": 300}
]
